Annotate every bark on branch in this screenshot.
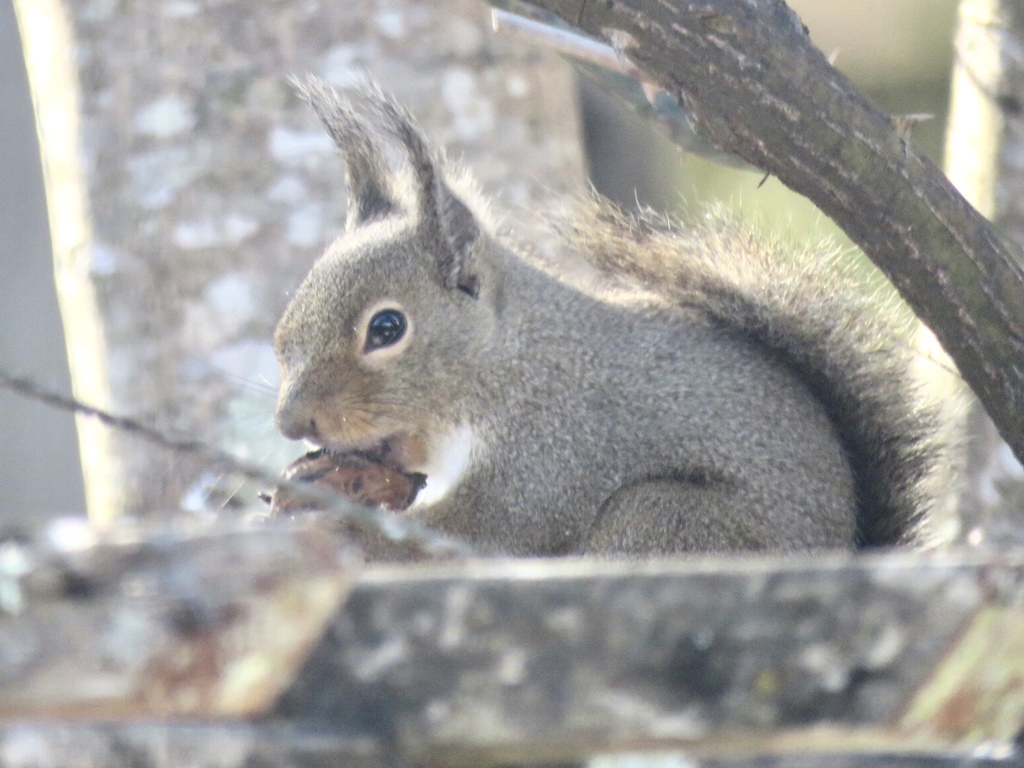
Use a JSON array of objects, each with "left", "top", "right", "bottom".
[{"left": 524, "top": 0, "right": 1024, "bottom": 464}]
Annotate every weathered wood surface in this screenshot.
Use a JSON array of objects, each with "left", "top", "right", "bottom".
[
  {"left": 0, "top": 723, "right": 1015, "bottom": 768},
  {"left": 2, "top": 521, "right": 1023, "bottom": 765},
  {"left": 0, "top": 520, "right": 356, "bottom": 719},
  {"left": 276, "top": 553, "right": 1024, "bottom": 764}
]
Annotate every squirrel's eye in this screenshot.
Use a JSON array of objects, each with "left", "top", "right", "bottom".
[{"left": 365, "top": 309, "right": 407, "bottom": 351}]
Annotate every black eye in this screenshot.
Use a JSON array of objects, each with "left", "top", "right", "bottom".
[{"left": 365, "top": 309, "right": 407, "bottom": 351}]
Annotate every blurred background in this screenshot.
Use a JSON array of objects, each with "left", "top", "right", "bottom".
[
  {"left": 1, "top": 0, "right": 85, "bottom": 521},
  {"left": 0, "top": 0, "right": 959, "bottom": 522}
]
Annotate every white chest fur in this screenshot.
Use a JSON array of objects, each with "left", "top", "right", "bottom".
[{"left": 411, "top": 424, "right": 478, "bottom": 508}]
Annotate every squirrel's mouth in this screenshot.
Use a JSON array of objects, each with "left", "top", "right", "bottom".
[{"left": 320, "top": 433, "right": 409, "bottom": 473}]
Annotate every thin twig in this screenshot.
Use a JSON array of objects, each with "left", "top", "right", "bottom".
[
  {"left": 490, "top": 5, "right": 749, "bottom": 168},
  {"left": 0, "top": 369, "right": 475, "bottom": 557},
  {"left": 491, "top": 7, "right": 641, "bottom": 77}
]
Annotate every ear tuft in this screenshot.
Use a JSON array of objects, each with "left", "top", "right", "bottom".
[
  {"left": 291, "top": 75, "right": 400, "bottom": 229},
  {"left": 354, "top": 82, "right": 482, "bottom": 294}
]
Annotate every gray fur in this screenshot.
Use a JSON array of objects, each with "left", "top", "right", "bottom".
[
  {"left": 273, "top": 79, "right": 953, "bottom": 558},
  {"left": 292, "top": 76, "right": 399, "bottom": 228}
]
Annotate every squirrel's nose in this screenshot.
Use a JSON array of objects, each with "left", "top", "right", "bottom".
[{"left": 275, "top": 393, "right": 319, "bottom": 442}]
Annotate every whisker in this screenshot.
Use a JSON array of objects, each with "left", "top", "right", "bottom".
[{"left": 200, "top": 361, "right": 279, "bottom": 397}]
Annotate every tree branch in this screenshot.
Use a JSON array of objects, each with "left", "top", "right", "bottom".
[
  {"left": 519, "top": 0, "right": 1024, "bottom": 464},
  {"left": 0, "top": 369, "right": 474, "bottom": 558}
]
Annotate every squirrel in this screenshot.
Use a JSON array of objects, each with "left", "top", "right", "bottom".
[{"left": 271, "top": 77, "right": 953, "bottom": 559}]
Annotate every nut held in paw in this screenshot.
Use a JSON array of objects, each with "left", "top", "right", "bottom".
[{"left": 267, "top": 449, "right": 427, "bottom": 515}]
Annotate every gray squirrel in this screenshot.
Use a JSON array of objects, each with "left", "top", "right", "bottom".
[{"left": 272, "top": 77, "right": 952, "bottom": 558}]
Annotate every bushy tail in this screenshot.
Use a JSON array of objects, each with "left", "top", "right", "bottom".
[{"left": 563, "top": 198, "right": 954, "bottom": 547}]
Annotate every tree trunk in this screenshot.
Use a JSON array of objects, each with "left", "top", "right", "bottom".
[
  {"left": 13, "top": 0, "right": 585, "bottom": 522},
  {"left": 944, "top": 0, "right": 1024, "bottom": 546}
]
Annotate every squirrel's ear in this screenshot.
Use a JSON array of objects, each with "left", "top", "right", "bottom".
[
  {"left": 293, "top": 76, "right": 400, "bottom": 229},
  {"left": 361, "top": 84, "right": 481, "bottom": 298},
  {"left": 433, "top": 180, "right": 481, "bottom": 298}
]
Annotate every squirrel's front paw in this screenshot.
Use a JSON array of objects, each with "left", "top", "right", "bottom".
[{"left": 266, "top": 449, "right": 427, "bottom": 515}]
